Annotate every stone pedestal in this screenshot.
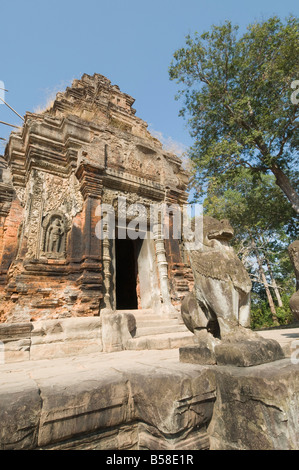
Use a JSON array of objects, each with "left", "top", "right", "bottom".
[
  {"left": 214, "top": 338, "right": 284, "bottom": 366},
  {"left": 180, "top": 335, "right": 285, "bottom": 367},
  {"left": 208, "top": 358, "right": 299, "bottom": 450},
  {"left": 180, "top": 344, "right": 217, "bottom": 365}
]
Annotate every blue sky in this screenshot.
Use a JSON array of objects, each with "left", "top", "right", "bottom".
[{"left": 1, "top": 0, "right": 298, "bottom": 152}]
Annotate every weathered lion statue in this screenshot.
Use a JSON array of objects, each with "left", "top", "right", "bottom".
[
  {"left": 181, "top": 216, "right": 253, "bottom": 347},
  {"left": 181, "top": 216, "right": 285, "bottom": 366}
]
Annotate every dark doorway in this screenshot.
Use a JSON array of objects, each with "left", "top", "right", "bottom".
[{"left": 115, "top": 238, "right": 138, "bottom": 309}]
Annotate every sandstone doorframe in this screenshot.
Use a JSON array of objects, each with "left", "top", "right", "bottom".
[{"left": 101, "top": 221, "right": 174, "bottom": 313}]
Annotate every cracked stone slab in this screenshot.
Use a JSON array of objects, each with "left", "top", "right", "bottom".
[
  {"left": 0, "top": 350, "right": 298, "bottom": 450},
  {"left": 0, "top": 350, "right": 216, "bottom": 450},
  {"left": 208, "top": 358, "right": 299, "bottom": 450},
  {"left": 0, "top": 371, "right": 42, "bottom": 449}
]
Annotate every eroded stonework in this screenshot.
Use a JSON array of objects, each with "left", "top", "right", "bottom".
[{"left": 0, "top": 73, "right": 191, "bottom": 324}]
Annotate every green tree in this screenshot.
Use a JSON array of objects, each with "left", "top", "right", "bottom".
[{"left": 169, "top": 16, "right": 299, "bottom": 213}]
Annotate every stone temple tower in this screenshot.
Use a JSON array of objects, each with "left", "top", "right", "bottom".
[{"left": 0, "top": 73, "right": 194, "bottom": 329}]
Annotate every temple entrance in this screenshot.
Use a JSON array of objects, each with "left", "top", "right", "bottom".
[
  {"left": 115, "top": 238, "right": 139, "bottom": 309},
  {"left": 112, "top": 232, "right": 160, "bottom": 311}
]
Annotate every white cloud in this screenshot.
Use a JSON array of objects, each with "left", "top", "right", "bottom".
[
  {"left": 149, "top": 127, "right": 187, "bottom": 156},
  {"left": 34, "top": 79, "right": 73, "bottom": 114},
  {"left": 148, "top": 127, "right": 192, "bottom": 171}
]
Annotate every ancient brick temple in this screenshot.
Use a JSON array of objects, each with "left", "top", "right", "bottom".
[{"left": 0, "top": 73, "right": 193, "bottom": 324}]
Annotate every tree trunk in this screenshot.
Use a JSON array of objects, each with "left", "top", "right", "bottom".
[
  {"left": 270, "top": 165, "right": 299, "bottom": 215},
  {"left": 265, "top": 258, "right": 283, "bottom": 308},
  {"left": 250, "top": 237, "right": 278, "bottom": 323},
  {"left": 257, "top": 258, "right": 278, "bottom": 322}
]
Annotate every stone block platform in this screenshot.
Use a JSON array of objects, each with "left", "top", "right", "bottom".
[
  {"left": 0, "top": 349, "right": 215, "bottom": 450},
  {"left": 0, "top": 346, "right": 298, "bottom": 450},
  {"left": 0, "top": 309, "right": 197, "bottom": 364}
]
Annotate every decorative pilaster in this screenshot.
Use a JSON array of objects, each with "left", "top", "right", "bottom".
[
  {"left": 102, "top": 236, "right": 112, "bottom": 310},
  {"left": 152, "top": 221, "right": 173, "bottom": 313},
  {"left": 75, "top": 161, "right": 104, "bottom": 311}
]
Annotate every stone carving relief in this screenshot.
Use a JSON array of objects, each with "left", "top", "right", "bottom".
[
  {"left": 102, "top": 189, "right": 154, "bottom": 226},
  {"left": 115, "top": 197, "right": 148, "bottom": 223},
  {"left": 78, "top": 136, "right": 106, "bottom": 171},
  {"left": 24, "top": 170, "right": 44, "bottom": 259},
  {"left": 19, "top": 170, "right": 83, "bottom": 260},
  {"left": 102, "top": 134, "right": 163, "bottom": 182},
  {"left": 41, "top": 212, "right": 68, "bottom": 258},
  {"left": 129, "top": 147, "right": 162, "bottom": 182},
  {"left": 109, "top": 140, "right": 126, "bottom": 170},
  {"left": 160, "top": 156, "right": 187, "bottom": 190},
  {"left": 14, "top": 186, "right": 26, "bottom": 207},
  {"left": 43, "top": 172, "right": 83, "bottom": 217}
]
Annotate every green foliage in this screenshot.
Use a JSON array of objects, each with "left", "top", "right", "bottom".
[
  {"left": 169, "top": 15, "right": 299, "bottom": 212},
  {"left": 251, "top": 293, "right": 295, "bottom": 329},
  {"left": 203, "top": 168, "right": 296, "bottom": 234},
  {"left": 169, "top": 16, "right": 299, "bottom": 328}
]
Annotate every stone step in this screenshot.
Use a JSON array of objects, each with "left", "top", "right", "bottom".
[
  {"left": 117, "top": 309, "right": 165, "bottom": 322},
  {"left": 117, "top": 309, "right": 182, "bottom": 320},
  {"left": 125, "top": 331, "right": 197, "bottom": 351},
  {"left": 134, "top": 317, "right": 180, "bottom": 328},
  {"left": 115, "top": 308, "right": 192, "bottom": 351},
  {"left": 135, "top": 315, "right": 171, "bottom": 324},
  {"left": 135, "top": 323, "right": 188, "bottom": 338},
  {"left": 116, "top": 309, "right": 154, "bottom": 316},
  {"left": 116, "top": 308, "right": 183, "bottom": 327}
]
